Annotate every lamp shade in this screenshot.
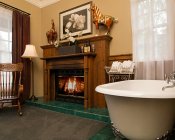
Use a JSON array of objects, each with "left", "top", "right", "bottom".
[{"left": 21, "top": 44, "right": 38, "bottom": 58}]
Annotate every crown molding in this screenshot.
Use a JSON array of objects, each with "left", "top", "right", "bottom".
[{"left": 25, "top": 0, "right": 60, "bottom": 8}]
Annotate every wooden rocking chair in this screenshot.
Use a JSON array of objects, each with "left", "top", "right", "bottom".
[{"left": 0, "top": 63, "right": 23, "bottom": 116}]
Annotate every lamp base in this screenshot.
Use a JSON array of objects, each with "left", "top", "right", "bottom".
[{"left": 29, "top": 94, "right": 38, "bottom": 101}]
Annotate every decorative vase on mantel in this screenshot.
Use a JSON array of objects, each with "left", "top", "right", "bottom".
[{"left": 46, "top": 19, "right": 58, "bottom": 45}]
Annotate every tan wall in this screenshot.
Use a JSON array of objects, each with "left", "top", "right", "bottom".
[
  {"left": 41, "top": 0, "right": 132, "bottom": 55},
  {"left": 1, "top": 0, "right": 132, "bottom": 97}
]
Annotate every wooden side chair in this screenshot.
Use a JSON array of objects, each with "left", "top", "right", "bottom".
[{"left": 0, "top": 63, "right": 23, "bottom": 116}]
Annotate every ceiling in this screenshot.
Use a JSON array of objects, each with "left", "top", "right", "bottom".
[{"left": 25, "top": 0, "right": 61, "bottom": 8}]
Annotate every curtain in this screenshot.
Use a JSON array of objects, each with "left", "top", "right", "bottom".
[
  {"left": 12, "top": 10, "right": 31, "bottom": 100},
  {"left": 130, "top": 0, "right": 175, "bottom": 80}
]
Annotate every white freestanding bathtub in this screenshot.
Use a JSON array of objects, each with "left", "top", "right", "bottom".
[{"left": 95, "top": 80, "right": 175, "bottom": 140}]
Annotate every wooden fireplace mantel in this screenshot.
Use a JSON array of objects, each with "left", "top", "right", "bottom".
[
  {"left": 41, "top": 35, "right": 112, "bottom": 108},
  {"left": 40, "top": 52, "right": 96, "bottom": 60}
]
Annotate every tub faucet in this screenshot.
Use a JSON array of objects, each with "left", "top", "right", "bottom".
[{"left": 162, "top": 72, "right": 175, "bottom": 91}]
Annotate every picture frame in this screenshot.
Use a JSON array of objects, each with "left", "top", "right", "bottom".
[{"left": 59, "top": 1, "right": 92, "bottom": 40}]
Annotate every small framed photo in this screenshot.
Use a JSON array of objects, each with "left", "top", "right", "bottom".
[{"left": 59, "top": 1, "right": 92, "bottom": 40}]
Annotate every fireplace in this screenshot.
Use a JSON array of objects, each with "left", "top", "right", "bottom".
[
  {"left": 55, "top": 69, "right": 84, "bottom": 104},
  {"left": 41, "top": 35, "right": 112, "bottom": 108}
]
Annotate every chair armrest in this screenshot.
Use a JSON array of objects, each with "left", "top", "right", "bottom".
[{"left": 18, "top": 84, "right": 23, "bottom": 97}]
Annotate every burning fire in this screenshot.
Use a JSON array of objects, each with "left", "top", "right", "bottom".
[
  {"left": 67, "top": 77, "right": 77, "bottom": 93},
  {"left": 64, "top": 77, "right": 84, "bottom": 95}
]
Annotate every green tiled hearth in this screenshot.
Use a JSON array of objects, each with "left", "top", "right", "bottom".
[
  {"left": 90, "top": 125, "right": 116, "bottom": 140},
  {"left": 26, "top": 98, "right": 118, "bottom": 139},
  {"left": 26, "top": 98, "right": 110, "bottom": 123}
]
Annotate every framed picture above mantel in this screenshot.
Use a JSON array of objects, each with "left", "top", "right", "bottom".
[{"left": 59, "top": 1, "right": 92, "bottom": 40}]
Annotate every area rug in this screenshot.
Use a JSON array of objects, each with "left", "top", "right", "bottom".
[{"left": 0, "top": 105, "right": 106, "bottom": 140}]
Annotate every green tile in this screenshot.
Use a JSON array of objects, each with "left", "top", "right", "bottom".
[
  {"left": 26, "top": 98, "right": 110, "bottom": 123},
  {"left": 90, "top": 125, "right": 116, "bottom": 140},
  {"left": 90, "top": 134, "right": 113, "bottom": 140}
]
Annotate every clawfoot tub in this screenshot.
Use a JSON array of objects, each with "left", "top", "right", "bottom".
[{"left": 95, "top": 80, "right": 175, "bottom": 140}]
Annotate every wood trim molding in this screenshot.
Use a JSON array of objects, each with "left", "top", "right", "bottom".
[{"left": 109, "top": 54, "right": 132, "bottom": 65}]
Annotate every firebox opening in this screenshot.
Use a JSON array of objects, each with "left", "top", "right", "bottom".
[{"left": 55, "top": 69, "right": 84, "bottom": 104}]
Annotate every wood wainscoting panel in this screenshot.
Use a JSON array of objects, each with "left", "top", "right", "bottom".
[{"left": 109, "top": 54, "right": 133, "bottom": 66}]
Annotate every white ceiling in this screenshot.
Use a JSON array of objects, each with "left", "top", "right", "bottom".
[{"left": 25, "top": 0, "right": 61, "bottom": 8}]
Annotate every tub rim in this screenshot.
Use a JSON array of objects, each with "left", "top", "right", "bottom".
[{"left": 95, "top": 80, "right": 175, "bottom": 99}]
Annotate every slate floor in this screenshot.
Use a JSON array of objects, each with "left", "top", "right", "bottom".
[
  {"left": 26, "top": 98, "right": 175, "bottom": 140},
  {"left": 26, "top": 98, "right": 116, "bottom": 140}
]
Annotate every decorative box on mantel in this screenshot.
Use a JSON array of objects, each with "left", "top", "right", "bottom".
[
  {"left": 40, "top": 35, "right": 112, "bottom": 108},
  {"left": 58, "top": 45, "right": 81, "bottom": 55}
]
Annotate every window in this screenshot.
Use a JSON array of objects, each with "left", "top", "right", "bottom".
[
  {"left": 0, "top": 7, "right": 12, "bottom": 63},
  {"left": 131, "top": 0, "right": 175, "bottom": 80},
  {"left": 131, "top": 0, "right": 173, "bottom": 62}
]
